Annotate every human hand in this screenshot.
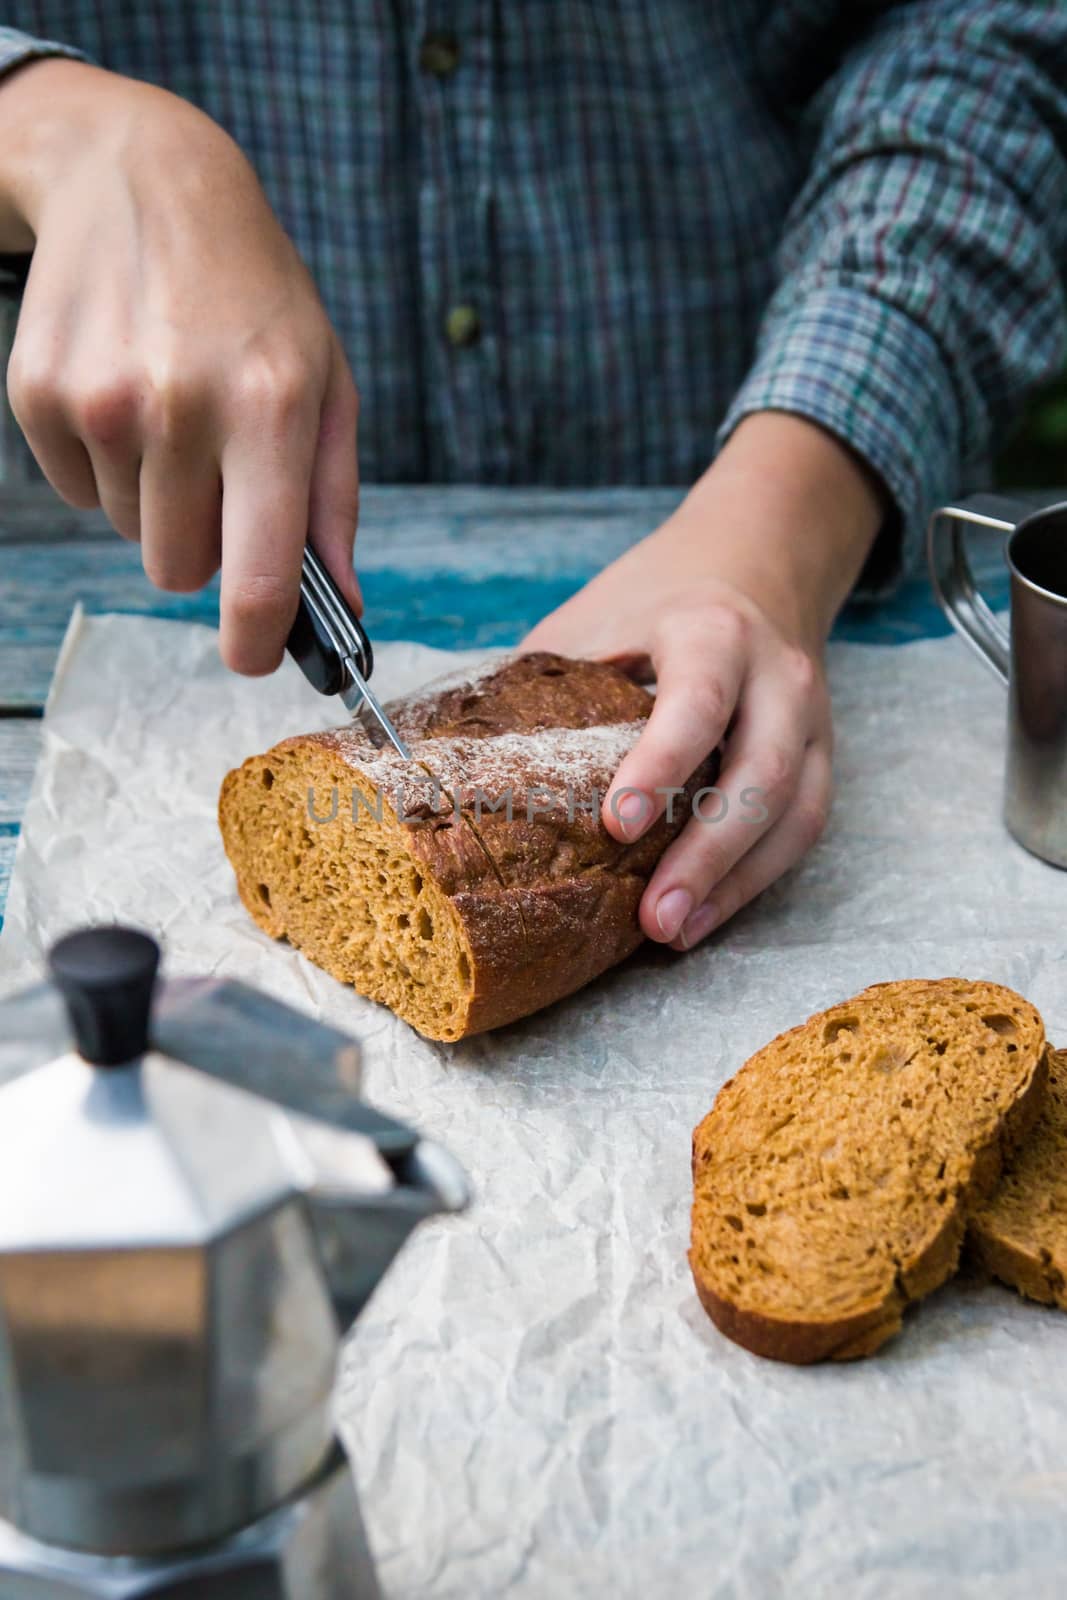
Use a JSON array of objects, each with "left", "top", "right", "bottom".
[
  {"left": 522, "top": 413, "right": 887, "bottom": 949},
  {"left": 1, "top": 59, "right": 360, "bottom": 674}
]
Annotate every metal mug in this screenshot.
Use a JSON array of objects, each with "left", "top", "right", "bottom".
[{"left": 928, "top": 493, "right": 1067, "bottom": 869}]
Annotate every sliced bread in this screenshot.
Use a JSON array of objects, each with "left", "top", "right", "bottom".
[
  {"left": 690, "top": 979, "right": 1048, "bottom": 1363},
  {"left": 969, "top": 1047, "right": 1067, "bottom": 1306}
]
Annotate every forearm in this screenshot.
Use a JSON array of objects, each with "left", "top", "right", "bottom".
[{"left": 722, "top": 1, "right": 1067, "bottom": 589}]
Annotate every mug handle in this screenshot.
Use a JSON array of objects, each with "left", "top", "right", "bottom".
[{"left": 926, "top": 493, "right": 1036, "bottom": 685}]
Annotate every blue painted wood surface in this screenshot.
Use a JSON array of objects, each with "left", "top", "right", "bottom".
[
  {"left": 0, "top": 484, "right": 1013, "bottom": 926},
  {"left": 0, "top": 837, "right": 14, "bottom": 916},
  {"left": 0, "top": 485, "right": 1011, "bottom": 703}
]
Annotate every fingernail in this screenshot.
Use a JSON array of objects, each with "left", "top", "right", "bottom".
[
  {"left": 655, "top": 887, "right": 692, "bottom": 942},
  {"left": 612, "top": 787, "right": 653, "bottom": 840},
  {"left": 679, "top": 901, "right": 720, "bottom": 950}
]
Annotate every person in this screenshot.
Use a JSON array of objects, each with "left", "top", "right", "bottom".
[{"left": 0, "top": 4, "right": 1064, "bottom": 953}]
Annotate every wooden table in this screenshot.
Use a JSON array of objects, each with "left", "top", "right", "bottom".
[{"left": 0, "top": 482, "right": 995, "bottom": 924}]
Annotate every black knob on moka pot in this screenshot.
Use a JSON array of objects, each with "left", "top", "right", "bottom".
[{"left": 48, "top": 925, "right": 160, "bottom": 1067}]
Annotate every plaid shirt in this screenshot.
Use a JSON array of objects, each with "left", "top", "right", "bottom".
[{"left": 2, "top": 2, "right": 1067, "bottom": 581}]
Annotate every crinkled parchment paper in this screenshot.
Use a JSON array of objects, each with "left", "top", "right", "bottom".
[{"left": 2, "top": 610, "right": 1066, "bottom": 1600}]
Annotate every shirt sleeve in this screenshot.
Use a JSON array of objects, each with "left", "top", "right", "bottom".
[
  {"left": 717, "top": 0, "right": 1067, "bottom": 591},
  {"left": 0, "top": 25, "right": 88, "bottom": 81}
]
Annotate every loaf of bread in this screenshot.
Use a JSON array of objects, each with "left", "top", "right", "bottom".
[
  {"left": 220, "top": 652, "right": 714, "bottom": 1041},
  {"left": 689, "top": 979, "right": 1048, "bottom": 1363},
  {"left": 968, "top": 1047, "right": 1067, "bottom": 1306}
]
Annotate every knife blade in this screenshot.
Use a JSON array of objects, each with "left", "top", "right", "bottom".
[
  {"left": 339, "top": 654, "right": 412, "bottom": 757},
  {"left": 286, "top": 546, "right": 412, "bottom": 759}
]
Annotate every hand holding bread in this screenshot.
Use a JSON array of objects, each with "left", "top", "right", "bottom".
[{"left": 522, "top": 413, "right": 888, "bottom": 950}]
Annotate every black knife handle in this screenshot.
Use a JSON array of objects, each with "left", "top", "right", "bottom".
[
  {"left": 287, "top": 589, "right": 348, "bottom": 696},
  {"left": 286, "top": 547, "right": 374, "bottom": 698}
]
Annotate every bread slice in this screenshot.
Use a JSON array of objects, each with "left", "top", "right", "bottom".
[
  {"left": 969, "top": 1047, "right": 1067, "bottom": 1305},
  {"left": 689, "top": 980, "right": 1048, "bottom": 1363},
  {"left": 219, "top": 652, "right": 714, "bottom": 1041}
]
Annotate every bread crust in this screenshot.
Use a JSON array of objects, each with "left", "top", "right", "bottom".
[
  {"left": 689, "top": 980, "right": 1048, "bottom": 1363},
  {"left": 969, "top": 1047, "right": 1067, "bottom": 1306},
  {"left": 220, "top": 652, "right": 716, "bottom": 1039},
  {"left": 690, "top": 1271, "right": 905, "bottom": 1364}
]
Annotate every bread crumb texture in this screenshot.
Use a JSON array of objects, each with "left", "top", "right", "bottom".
[
  {"left": 689, "top": 979, "right": 1047, "bottom": 1363},
  {"left": 219, "top": 652, "right": 713, "bottom": 1041},
  {"left": 969, "top": 1047, "right": 1067, "bottom": 1306}
]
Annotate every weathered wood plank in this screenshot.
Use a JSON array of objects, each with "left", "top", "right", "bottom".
[
  {"left": 0, "top": 486, "right": 112, "bottom": 541},
  {"left": 0, "top": 487, "right": 683, "bottom": 706},
  {"left": 0, "top": 529, "right": 1007, "bottom": 711},
  {"left": 0, "top": 720, "right": 41, "bottom": 825},
  {"left": 0, "top": 636, "right": 64, "bottom": 711},
  {"left": 3, "top": 480, "right": 1057, "bottom": 552},
  {"left": 0, "top": 483, "right": 684, "bottom": 550},
  {"left": 0, "top": 836, "right": 16, "bottom": 928}
]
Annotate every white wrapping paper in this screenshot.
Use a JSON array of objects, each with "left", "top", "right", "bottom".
[{"left": 2, "top": 610, "right": 1067, "bottom": 1600}]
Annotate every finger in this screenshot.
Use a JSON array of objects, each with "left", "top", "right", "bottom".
[
  {"left": 218, "top": 410, "right": 318, "bottom": 676},
  {"left": 6, "top": 344, "right": 99, "bottom": 509},
  {"left": 81, "top": 444, "right": 142, "bottom": 543},
  {"left": 42, "top": 361, "right": 147, "bottom": 540},
  {"left": 602, "top": 608, "right": 748, "bottom": 843},
  {"left": 669, "top": 741, "right": 832, "bottom": 950},
  {"left": 140, "top": 433, "right": 222, "bottom": 593},
  {"left": 72, "top": 371, "right": 145, "bottom": 541},
  {"left": 640, "top": 651, "right": 819, "bottom": 941},
  {"left": 307, "top": 338, "right": 362, "bottom": 614}
]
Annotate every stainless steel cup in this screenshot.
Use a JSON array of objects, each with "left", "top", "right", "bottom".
[{"left": 928, "top": 493, "right": 1067, "bottom": 869}]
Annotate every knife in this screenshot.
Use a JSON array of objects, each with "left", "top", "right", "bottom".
[{"left": 286, "top": 545, "right": 412, "bottom": 759}]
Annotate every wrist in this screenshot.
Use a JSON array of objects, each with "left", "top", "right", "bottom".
[
  {"left": 665, "top": 412, "right": 889, "bottom": 647},
  {"left": 0, "top": 60, "right": 251, "bottom": 255},
  {"left": 0, "top": 58, "right": 112, "bottom": 247}
]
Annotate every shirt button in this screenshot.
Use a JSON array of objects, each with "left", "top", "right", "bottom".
[
  {"left": 419, "top": 33, "right": 461, "bottom": 77},
  {"left": 445, "top": 304, "right": 482, "bottom": 348}
]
